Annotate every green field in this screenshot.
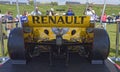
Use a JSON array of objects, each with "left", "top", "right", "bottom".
[
  {"left": 0, "top": 3, "right": 120, "bottom": 16},
  {"left": 107, "top": 24, "right": 120, "bottom": 57},
  {"left": 0, "top": 3, "right": 120, "bottom": 58}
]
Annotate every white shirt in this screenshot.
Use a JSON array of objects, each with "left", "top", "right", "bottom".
[
  {"left": 31, "top": 11, "right": 42, "bottom": 16},
  {"left": 85, "top": 10, "right": 95, "bottom": 21}
]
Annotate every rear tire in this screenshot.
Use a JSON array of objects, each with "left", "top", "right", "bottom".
[
  {"left": 90, "top": 28, "right": 110, "bottom": 60},
  {"left": 8, "top": 28, "right": 26, "bottom": 64}
]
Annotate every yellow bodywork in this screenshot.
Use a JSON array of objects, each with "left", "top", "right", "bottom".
[{"left": 23, "top": 15, "right": 94, "bottom": 43}]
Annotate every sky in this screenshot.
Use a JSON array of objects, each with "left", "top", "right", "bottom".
[{"left": 36, "top": 0, "right": 120, "bottom": 5}]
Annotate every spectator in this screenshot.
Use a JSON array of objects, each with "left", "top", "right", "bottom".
[
  {"left": 66, "top": 7, "right": 75, "bottom": 16},
  {"left": 116, "top": 12, "right": 120, "bottom": 20},
  {"left": 46, "top": 10, "right": 49, "bottom": 15},
  {"left": 112, "top": 13, "right": 116, "bottom": 23},
  {"left": 31, "top": 7, "right": 42, "bottom": 16},
  {"left": 107, "top": 15, "right": 112, "bottom": 24},
  {"left": 46, "top": 8, "right": 54, "bottom": 16},
  {"left": 20, "top": 11, "right": 28, "bottom": 26},
  {"left": 115, "top": 12, "right": 120, "bottom": 32},
  {"left": 101, "top": 13, "right": 107, "bottom": 30},
  {"left": 84, "top": 6, "right": 96, "bottom": 23},
  {"left": 49, "top": 8, "right": 54, "bottom": 16},
  {"left": 4, "top": 11, "right": 14, "bottom": 38}
]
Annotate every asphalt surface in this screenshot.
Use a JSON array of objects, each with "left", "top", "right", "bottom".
[{"left": 0, "top": 53, "right": 119, "bottom": 72}]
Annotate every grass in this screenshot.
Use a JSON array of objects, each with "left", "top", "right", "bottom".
[
  {"left": 0, "top": 4, "right": 120, "bottom": 16},
  {"left": 0, "top": 4, "right": 120, "bottom": 63},
  {"left": 107, "top": 24, "right": 120, "bottom": 57},
  {"left": 116, "top": 61, "right": 120, "bottom": 65}
]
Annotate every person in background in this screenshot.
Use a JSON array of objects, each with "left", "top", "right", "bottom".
[
  {"left": 116, "top": 12, "right": 120, "bottom": 20},
  {"left": 84, "top": 5, "right": 96, "bottom": 23},
  {"left": 31, "top": 6, "right": 42, "bottom": 16},
  {"left": 49, "top": 8, "right": 55, "bottom": 16},
  {"left": 116, "top": 12, "right": 120, "bottom": 32},
  {"left": 101, "top": 13, "right": 107, "bottom": 30},
  {"left": 66, "top": 7, "right": 75, "bottom": 16},
  {"left": 20, "top": 11, "right": 28, "bottom": 26},
  {"left": 46, "top": 10, "right": 49, "bottom": 15},
  {"left": 4, "top": 11, "right": 14, "bottom": 38},
  {"left": 107, "top": 15, "right": 112, "bottom": 24}
]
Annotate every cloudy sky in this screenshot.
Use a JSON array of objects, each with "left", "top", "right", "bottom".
[{"left": 36, "top": 0, "right": 120, "bottom": 5}]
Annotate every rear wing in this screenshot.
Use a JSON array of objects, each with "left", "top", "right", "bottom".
[{"left": 24, "top": 15, "right": 91, "bottom": 27}]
